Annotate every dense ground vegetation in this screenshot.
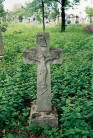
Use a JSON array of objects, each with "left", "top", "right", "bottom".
[{"left": 0, "top": 23, "right": 93, "bottom": 138}]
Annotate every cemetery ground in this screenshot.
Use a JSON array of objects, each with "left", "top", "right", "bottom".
[{"left": 0, "top": 23, "right": 93, "bottom": 138}]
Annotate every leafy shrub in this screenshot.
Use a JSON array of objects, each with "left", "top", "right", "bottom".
[
  {"left": 0, "top": 22, "right": 8, "bottom": 32},
  {"left": 67, "top": 20, "right": 71, "bottom": 24},
  {"left": 75, "top": 20, "right": 79, "bottom": 24},
  {"left": 84, "top": 25, "right": 93, "bottom": 33},
  {"left": 1, "top": 26, "right": 7, "bottom": 32},
  {"left": 1, "top": 22, "right": 8, "bottom": 28}
]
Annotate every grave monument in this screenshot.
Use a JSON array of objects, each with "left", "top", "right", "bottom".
[{"left": 23, "top": 33, "right": 62, "bottom": 127}]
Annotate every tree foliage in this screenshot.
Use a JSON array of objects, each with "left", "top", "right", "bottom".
[
  {"left": 25, "top": 0, "right": 59, "bottom": 20},
  {"left": 45, "top": 0, "right": 80, "bottom": 32},
  {"left": 0, "top": 0, "right": 5, "bottom": 17},
  {"left": 25, "top": 0, "right": 59, "bottom": 31},
  {"left": 86, "top": 7, "right": 93, "bottom": 23},
  {"left": 86, "top": 7, "right": 93, "bottom": 17}
]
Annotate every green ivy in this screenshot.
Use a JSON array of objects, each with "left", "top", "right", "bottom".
[{"left": 0, "top": 23, "right": 93, "bottom": 137}]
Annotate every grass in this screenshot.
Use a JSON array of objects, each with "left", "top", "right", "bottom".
[{"left": 0, "top": 23, "right": 93, "bottom": 138}]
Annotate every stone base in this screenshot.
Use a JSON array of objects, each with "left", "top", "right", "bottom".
[{"left": 30, "top": 102, "right": 58, "bottom": 127}]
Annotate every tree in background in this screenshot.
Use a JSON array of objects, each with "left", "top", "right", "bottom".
[
  {"left": 8, "top": 5, "right": 27, "bottom": 22},
  {"left": 25, "top": 0, "right": 42, "bottom": 22},
  {"left": 86, "top": 7, "right": 93, "bottom": 23},
  {"left": 49, "top": 2, "right": 60, "bottom": 22},
  {"left": 25, "top": 0, "right": 59, "bottom": 32},
  {"left": 5, "top": 0, "right": 81, "bottom": 32},
  {"left": 48, "top": 0, "right": 80, "bottom": 32},
  {"left": 28, "top": 0, "right": 80, "bottom": 32}
]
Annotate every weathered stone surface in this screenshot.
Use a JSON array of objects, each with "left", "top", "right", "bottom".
[
  {"left": 23, "top": 33, "right": 62, "bottom": 112},
  {"left": 30, "top": 102, "right": 58, "bottom": 127},
  {"left": 0, "top": 28, "right": 3, "bottom": 61},
  {"left": 23, "top": 48, "right": 37, "bottom": 64}
]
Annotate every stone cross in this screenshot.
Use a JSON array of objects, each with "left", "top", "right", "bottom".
[
  {"left": 23, "top": 33, "right": 62, "bottom": 112},
  {"left": 0, "top": 27, "right": 3, "bottom": 61}
]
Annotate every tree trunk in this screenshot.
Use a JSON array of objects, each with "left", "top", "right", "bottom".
[
  {"left": 61, "top": 0, "right": 65, "bottom": 32},
  {"left": 42, "top": 0, "right": 45, "bottom": 32}
]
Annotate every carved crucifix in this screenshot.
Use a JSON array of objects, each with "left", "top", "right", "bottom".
[{"left": 23, "top": 33, "right": 62, "bottom": 112}]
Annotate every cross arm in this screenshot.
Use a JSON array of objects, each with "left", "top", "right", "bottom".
[
  {"left": 50, "top": 48, "right": 62, "bottom": 64},
  {"left": 23, "top": 48, "right": 38, "bottom": 64}
]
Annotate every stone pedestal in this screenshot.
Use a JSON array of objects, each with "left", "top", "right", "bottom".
[{"left": 30, "top": 102, "right": 58, "bottom": 127}]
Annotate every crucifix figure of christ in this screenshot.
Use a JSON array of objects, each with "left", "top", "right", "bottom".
[{"left": 23, "top": 33, "right": 62, "bottom": 112}]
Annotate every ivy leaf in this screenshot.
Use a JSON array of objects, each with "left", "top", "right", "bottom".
[
  {"left": 7, "top": 134, "right": 14, "bottom": 138},
  {"left": 68, "top": 128, "right": 75, "bottom": 134}
]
